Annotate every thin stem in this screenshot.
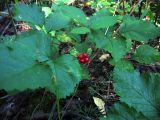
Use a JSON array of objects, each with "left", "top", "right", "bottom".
[
  {"left": 30, "top": 89, "right": 47, "bottom": 120},
  {"left": 56, "top": 97, "right": 61, "bottom": 120},
  {"left": 122, "top": 0, "right": 125, "bottom": 15},
  {"left": 61, "top": 86, "right": 78, "bottom": 119},
  {"left": 5, "top": 0, "right": 17, "bottom": 35},
  {"left": 87, "top": 48, "right": 99, "bottom": 67}
]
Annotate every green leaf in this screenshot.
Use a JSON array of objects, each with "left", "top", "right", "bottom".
[
  {"left": 54, "top": 0, "right": 75, "bottom": 5},
  {"left": 13, "top": 4, "right": 45, "bottom": 26},
  {"left": 87, "top": 31, "right": 108, "bottom": 49},
  {"left": 113, "top": 69, "right": 160, "bottom": 119},
  {"left": 70, "top": 27, "right": 90, "bottom": 34},
  {"left": 100, "top": 102, "right": 149, "bottom": 120},
  {"left": 47, "top": 55, "right": 88, "bottom": 98},
  {"left": 60, "top": 6, "right": 87, "bottom": 25},
  {"left": 89, "top": 16, "right": 118, "bottom": 30},
  {"left": 133, "top": 45, "right": 160, "bottom": 64},
  {"left": 110, "top": 59, "right": 134, "bottom": 71},
  {"left": 45, "top": 13, "right": 70, "bottom": 31},
  {"left": 120, "top": 15, "right": 160, "bottom": 42},
  {"left": 0, "top": 31, "right": 88, "bottom": 99},
  {"left": 94, "top": 8, "right": 112, "bottom": 17},
  {"left": 105, "top": 38, "right": 132, "bottom": 61},
  {"left": 0, "top": 31, "right": 52, "bottom": 91},
  {"left": 88, "top": 32, "right": 131, "bottom": 61},
  {"left": 75, "top": 42, "right": 90, "bottom": 53}
]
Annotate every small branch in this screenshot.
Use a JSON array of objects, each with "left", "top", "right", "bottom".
[
  {"left": 1, "top": 21, "right": 11, "bottom": 36},
  {"left": 61, "top": 86, "right": 78, "bottom": 119},
  {"left": 122, "top": 0, "right": 125, "bottom": 15},
  {"left": 87, "top": 48, "right": 99, "bottom": 67},
  {"left": 5, "top": 0, "right": 17, "bottom": 35},
  {"left": 30, "top": 90, "right": 47, "bottom": 120}
]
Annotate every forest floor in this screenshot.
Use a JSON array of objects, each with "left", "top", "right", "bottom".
[{"left": 0, "top": 1, "right": 160, "bottom": 120}]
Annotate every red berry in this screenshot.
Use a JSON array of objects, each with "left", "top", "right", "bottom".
[
  {"left": 77, "top": 53, "right": 89, "bottom": 64},
  {"left": 84, "top": 57, "right": 89, "bottom": 63},
  {"left": 79, "top": 59, "right": 85, "bottom": 64},
  {"left": 82, "top": 53, "right": 88, "bottom": 58},
  {"left": 77, "top": 54, "right": 83, "bottom": 59}
]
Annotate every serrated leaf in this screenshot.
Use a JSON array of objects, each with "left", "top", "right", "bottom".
[
  {"left": 100, "top": 102, "right": 149, "bottom": 120},
  {"left": 45, "top": 13, "right": 70, "bottom": 31},
  {"left": 70, "top": 27, "right": 90, "bottom": 34},
  {"left": 133, "top": 45, "right": 160, "bottom": 64},
  {"left": 0, "top": 31, "right": 52, "bottom": 91},
  {"left": 113, "top": 69, "right": 160, "bottom": 119},
  {"left": 105, "top": 38, "right": 132, "bottom": 61},
  {"left": 120, "top": 15, "right": 160, "bottom": 42},
  {"left": 13, "top": 4, "right": 45, "bottom": 26},
  {"left": 54, "top": 0, "right": 75, "bottom": 5},
  {"left": 88, "top": 32, "right": 131, "bottom": 61},
  {"left": 0, "top": 31, "right": 88, "bottom": 99},
  {"left": 110, "top": 59, "right": 134, "bottom": 71},
  {"left": 60, "top": 6, "right": 87, "bottom": 25},
  {"left": 47, "top": 55, "right": 88, "bottom": 98},
  {"left": 89, "top": 16, "right": 118, "bottom": 30},
  {"left": 87, "top": 31, "right": 108, "bottom": 49}
]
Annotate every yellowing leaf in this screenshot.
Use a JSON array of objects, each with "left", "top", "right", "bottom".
[{"left": 93, "top": 97, "right": 106, "bottom": 115}]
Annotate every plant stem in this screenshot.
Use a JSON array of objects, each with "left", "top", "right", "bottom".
[
  {"left": 5, "top": 0, "right": 17, "bottom": 35},
  {"left": 122, "top": 0, "right": 125, "bottom": 15},
  {"left": 56, "top": 97, "right": 61, "bottom": 120}
]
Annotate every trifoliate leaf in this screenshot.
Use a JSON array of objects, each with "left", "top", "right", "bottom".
[
  {"left": 120, "top": 15, "right": 160, "bottom": 42},
  {"left": 133, "top": 45, "right": 160, "bottom": 64},
  {"left": 113, "top": 69, "right": 160, "bottom": 119},
  {"left": 13, "top": 4, "right": 45, "bottom": 26}
]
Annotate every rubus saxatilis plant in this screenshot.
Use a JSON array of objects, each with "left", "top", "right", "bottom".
[{"left": 0, "top": 2, "right": 160, "bottom": 120}]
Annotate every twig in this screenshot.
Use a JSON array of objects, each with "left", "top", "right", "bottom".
[
  {"left": 122, "top": 0, "right": 125, "bottom": 15},
  {"left": 30, "top": 90, "right": 47, "bottom": 120},
  {"left": 5, "top": 0, "right": 17, "bottom": 35},
  {"left": 1, "top": 21, "right": 11, "bottom": 36},
  {"left": 61, "top": 85, "right": 78, "bottom": 119},
  {"left": 87, "top": 48, "right": 99, "bottom": 67}
]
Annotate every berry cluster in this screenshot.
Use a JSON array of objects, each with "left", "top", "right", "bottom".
[{"left": 77, "top": 53, "right": 90, "bottom": 64}]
